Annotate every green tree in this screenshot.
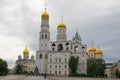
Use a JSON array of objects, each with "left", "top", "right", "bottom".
[
  {"left": 115, "top": 69, "right": 120, "bottom": 78},
  {"left": 0, "top": 58, "right": 8, "bottom": 76},
  {"left": 69, "top": 56, "right": 79, "bottom": 75},
  {"left": 87, "top": 61, "right": 97, "bottom": 77},
  {"left": 87, "top": 59, "right": 105, "bottom": 77},
  {"left": 15, "top": 64, "right": 23, "bottom": 74}
]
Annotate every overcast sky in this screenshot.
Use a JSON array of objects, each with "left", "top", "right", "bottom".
[{"left": 0, "top": 0, "right": 120, "bottom": 68}]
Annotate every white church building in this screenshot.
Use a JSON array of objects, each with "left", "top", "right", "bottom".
[{"left": 36, "top": 8, "right": 87, "bottom": 76}]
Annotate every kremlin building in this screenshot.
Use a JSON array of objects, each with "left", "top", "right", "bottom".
[
  {"left": 15, "top": 7, "right": 104, "bottom": 76},
  {"left": 16, "top": 47, "right": 35, "bottom": 73},
  {"left": 36, "top": 8, "right": 87, "bottom": 76}
]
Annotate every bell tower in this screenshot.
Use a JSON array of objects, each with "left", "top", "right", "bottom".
[
  {"left": 39, "top": 6, "right": 50, "bottom": 51},
  {"left": 36, "top": 5, "right": 50, "bottom": 75},
  {"left": 57, "top": 17, "right": 67, "bottom": 42}
]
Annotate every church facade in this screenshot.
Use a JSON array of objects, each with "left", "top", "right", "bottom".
[
  {"left": 36, "top": 8, "right": 87, "bottom": 76},
  {"left": 16, "top": 47, "right": 35, "bottom": 73}
]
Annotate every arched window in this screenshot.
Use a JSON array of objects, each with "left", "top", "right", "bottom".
[
  {"left": 82, "top": 46, "right": 85, "bottom": 52},
  {"left": 50, "top": 65, "right": 52, "bottom": 68},
  {"left": 52, "top": 43, "right": 55, "bottom": 46},
  {"left": 66, "top": 43, "right": 69, "bottom": 46},
  {"left": 58, "top": 44, "right": 63, "bottom": 51},
  {"left": 65, "top": 65, "right": 67, "bottom": 68},
  {"left": 66, "top": 47, "right": 69, "bottom": 51},
  {"left": 74, "top": 46, "right": 79, "bottom": 53},
  {"left": 59, "top": 58, "right": 61, "bottom": 62},
  {"left": 45, "top": 35, "right": 47, "bottom": 38},
  {"left": 39, "top": 54, "right": 42, "bottom": 59},
  {"left": 42, "top": 35, "right": 44, "bottom": 38},
  {"left": 65, "top": 58, "right": 67, "bottom": 62},
  {"left": 52, "top": 48, "right": 54, "bottom": 51},
  {"left": 55, "top": 65, "right": 57, "bottom": 68},
  {"left": 59, "top": 65, "right": 61, "bottom": 68},
  {"left": 59, "top": 71, "right": 61, "bottom": 75},
  {"left": 55, "top": 71, "right": 57, "bottom": 74},
  {"left": 55, "top": 58, "right": 57, "bottom": 62},
  {"left": 50, "top": 59, "right": 52, "bottom": 62}
]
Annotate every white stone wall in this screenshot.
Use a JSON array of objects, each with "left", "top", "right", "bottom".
[
  {"left": 47, "top": 52, "right": 70, "bottom": 76},
  {"left": 36, "top": 51, "right": 48, "bottom": 74},
  {"left": 57, "top": 27, "right": 67, "bottom": 42}
]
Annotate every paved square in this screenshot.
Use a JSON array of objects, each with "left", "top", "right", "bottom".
[{"left": 0, "top": 75, "right": 119, "bottom": 80}]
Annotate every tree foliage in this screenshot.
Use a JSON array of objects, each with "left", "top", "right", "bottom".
[
  {"left": 15, "top": 64, "right": 23, "bottom": 74},
  {"left": 87, "top": 59, "right": 105, "bottom": 77},
  {"left": 115, "top": 69, "right": 120, "bottom": 78},
  {"left": 69, "top": 56, "right": 79, "bottom": 75},
  {"left": 0, "top": 58, "right": 8, "bottom": 76}
]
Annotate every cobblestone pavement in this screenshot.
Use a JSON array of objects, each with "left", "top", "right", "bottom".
[
  {"left": 50, "top": 76, "right": 120, "bottom": 80},
  {"left": 0, "top": 75, "right": 26, "bottom": 80},
  {"left": 0, "top": 75, "right": 120, "bottom": 80},
  {"left": 0, "top": 75, "right": 47, "bottom": 80}
]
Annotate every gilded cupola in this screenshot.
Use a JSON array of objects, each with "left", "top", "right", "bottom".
[
  {"left": 58, "top": 16, "right": 66, "bottom": 28},
  {"left": 23, "top": 47, "right": 29, "bottom": 54}
]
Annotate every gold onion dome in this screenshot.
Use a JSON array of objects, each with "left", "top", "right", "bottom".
[
  {"left": 58, "top": 22, "right": 66, "bottom": 28},
  {"left": 95, "top": 49, "right": 103, "bottom": 54},
  {"left": 58, "top": 16, "right": 66, "bottom": 28},
  {"left": 42, "top": 8, "right": 49, "bottom": 18},
  {"left": 88, "top": 43, "right": 96, "bottom": 51},
  {"left": 23, "top": 47, "right": 29, "bottom": 54}
]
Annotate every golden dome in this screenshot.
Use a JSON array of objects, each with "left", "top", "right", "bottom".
[
  {"left": 95, "top": 49, "right": 103, "bottom": 54},
  {"left": 41, "top": 8, "right": 49, "bottom": 18},
  {"left": 88, "top": 42, "right": 96, "bottom": 51},
  {"left": 23, "top": 47, "right": 29, "bottom": 54},
  {"left": 58, "top": 16, "right": 66, "bottom": 28},
  {"left": 58, "top": 22, "right": 66, "bottom": 28},
  {"left": 42, "top": 11, "right": 49, "bottom": 17},
  {"left": 88, "top": 47, "right": 96, "bottom": 51}
]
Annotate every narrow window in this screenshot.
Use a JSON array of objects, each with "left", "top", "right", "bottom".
[
  {"left": 39, "top": 54, "right": 42, "bottom": 59},
  {"left": 65, "top": 58, "right": 67, "bottom": 62},
  {"left": 55, "top": 65, "right": 57, "bottom": 68},
  {"left": 59, "top": 65, "right": 61, "bottom": 68},
  {"left": 65, "top": 65, "right": 67, "bottom": 68},
  {"left": 55, "top": 71, "right": 57, "bottom": 74},
  {"left": 58, "top": 44, "right": 63, "bottom": 51},
  {"left": 42, "top": 35, "right": 44, "bottom": 38},
  {"left": 45, "top": 35, "right": 47, "bottom": 38},
  {"left": 50, "top": 59, "right": 52, "bottom": 62},
  {"left": 56, "top": 58, "right": 57, "bottom": 62},
  {"left": 59, "top": 71, "right": 61, "bottom": 75},
  {"left": 50, "top": 65, "right": 52, "bottom": 68},
  {"left": 52, "top": 48, "right": 54, "bottom": 51},
  {"left": 66, "top": 47, "right": 69, "bottom": 51},
  {"left": 59, "top": 58, "right": 61, "bottom": 62}
]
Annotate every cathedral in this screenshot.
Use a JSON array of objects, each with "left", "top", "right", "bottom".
[
  {"left": 87, "top": 43, "right": 103, "bottom": 59},
  {"left": 16, "top": 47, "right": 35, "bottom": 73},
  {"left": 36, "top": 8, "right": 87, "bottom": 76}
]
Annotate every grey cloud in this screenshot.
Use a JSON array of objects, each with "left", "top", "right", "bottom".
[{"left": 0, "top": 0, "right": 120, "bottom": 69}]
